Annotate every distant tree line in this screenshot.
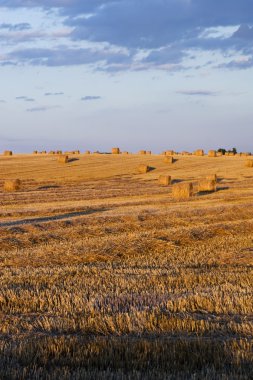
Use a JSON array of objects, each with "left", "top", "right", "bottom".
[{"left": 217, "top": 148, "right": 237, "bottom": 155}]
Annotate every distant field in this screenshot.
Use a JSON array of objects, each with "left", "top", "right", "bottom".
[{"left": 0, "top": 153, "right": 252, "bottom": 379}]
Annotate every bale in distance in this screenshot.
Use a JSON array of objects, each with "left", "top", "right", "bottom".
[
  {"left": 3, "top": 150, "right": 13, "bottom": 156},
  {"left": 172, "top": 182, "right": 193, "bottom": 200},
  {"left": 112, "top": 147, "right": 120, "bottom": 154},
  {"left": 138, "top": 164, "right": 150, "bottom": 174},
  {"left": 159, "top": 175, "right": 171, "bottom": 186},
  {"left": 58, "top": 155, "right": 69, "bottom": 164},
  {"left": 164, "top": 156, "right": 174, "bottom": 164},
  {"left": 123, "top": 151, "right": 129, "bottom": 155},
  {"left": 3, "top": 179, "right": 21, "bottom": 192},
  {"left": 146, "top": 151, "right": 152, "bottom": 155},
  {"left": 245, "top": 159, "right": 253, "bottom": 168},
  {"left": 165, "top": 150, "right": 174, "bottom": 156},
  {"left": 195, "top": 149, "right": 204, "bottom": 156},
  {"left": 85, "top": 150, "right": 91, "bottom": 155},
  {"left": 33, "top": 150, "right": 38, "bottom": 154},
  {"left": 216, "top": 152, "right": 223, "bottom": 157},
  {"left": 139, "top": 150, "right": 146, "bottom": 155},
  {"left": 208, "top": 150, "right": 217, "bottom": 157},
  {"left": 198, "top": 179, "right": 216, "bottom": 193}
]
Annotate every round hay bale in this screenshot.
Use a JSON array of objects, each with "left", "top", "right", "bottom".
[
  {"left": 206, "top": 174, "right": 217, "bottom": 182},
  {"left": 112, "top": 147, "right": 120, "bottom": 154},
  {"left": 208, "top": 150, "right": 217, "bottom": 157},
  {"left": 164, "top": 156, "right": 174, "bottom": 164},
  {"left": 3, "top": 150, "right": 13, "bottom": 156},
  {"left": 138, "top": 164, "right": 150, "bottom": 174},
  {"left": 58, "top": 155, "right": 69, "bottom": 164},
  {"left": 216, "top": 152, "right": 223, "bottom": 157},
  {"left": 172, "top": 182, "right": 193, "bottom": 200},
  {"left": 245, "top": 159, "right": 253, "bottom": 168},
  {"left": 33, "top": 150, "right": 38, "bottom": 154},
  {"left": 85, "top": 150, "right": 91, "bottom": 155},
  {"left": 159, "top": 175, "right": 171, "bottom": 186},
  {"left": 139, "top": 150, "right": 146, "bottom": 155},
  {"left": 165, "top": 150, "right": 174, "bottom": 156},
  {"left": 4, "top": 179, "right": 21, "bottom": 192},
  {"left": 194, "top": 149, "right": 204, "bottom": 156},
  {"left": 198, "top": 179, "right": 216, "bottom": 192}
]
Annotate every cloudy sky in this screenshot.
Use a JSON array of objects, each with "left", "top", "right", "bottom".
[{"left": 0, "top": 1, "right": 253, "bottom": 153}]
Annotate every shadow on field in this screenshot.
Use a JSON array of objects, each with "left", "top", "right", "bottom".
[
  {"left": 216, "top": 186, "right": 229, "bottom": 192},
  {"left": 38, "top": 185, "right": 61, "bottom": 190},
  {"left": 0, "top": 336, "right": 251, "bottom": 379},
  {"left": 68, "top": 158, "right": 79, "bottom": 163},
  {"left": 171, "top": 179, "right": 184, "bottom": 184},
  {"left": 0, "top": 208, "right": 108, "bottom": 228}
]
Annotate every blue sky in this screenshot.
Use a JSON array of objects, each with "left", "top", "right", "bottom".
[{"left": 0, "top": 1, "right": 253, "bottom": 153}]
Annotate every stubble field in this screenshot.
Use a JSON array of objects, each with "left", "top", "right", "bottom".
[{"left": 0, "top": 153, "right": 252, "bottom": 379}]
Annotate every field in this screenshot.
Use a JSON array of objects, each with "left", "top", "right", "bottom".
[{"left": 0, "top": 153, "right": 253, "bottom": 379}]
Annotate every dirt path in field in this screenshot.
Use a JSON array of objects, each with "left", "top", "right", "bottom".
[{"left": 0, "top": 208, "right": 107, "bottom": 227}]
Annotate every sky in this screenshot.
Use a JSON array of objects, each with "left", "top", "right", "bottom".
[{"left": 0, "top": 1, "right": 253, "bottom": 153}]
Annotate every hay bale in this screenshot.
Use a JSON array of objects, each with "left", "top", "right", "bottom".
[
  {"left": 41, "top": 150, "right": 47, "bottom": 154},
  {"left": 206, "top": 174, "right": 217, "bottom": 182},
  {"left": 139, "top": 150, "right": 146, "bottom": 155},
  {"left": 245, "top": 159, "right": 253, "bottom": 168},
  {"left": 112, "top": 147, "right": 120, "bottom": 154},
  {"left": 74, "top": 150, "right": 80, "bottom": 154},
  {"left": 138, "top": 164, "right": 150, "bottom": 173},
  {"left": 216, "top": 152, "right": 223, "bottom": 157},
  {"left": 195, "top": 149, "right": 204, "bottom": 156},
  {"left": 56, "top": 150, "right": 62, "bottom": 155},
  {"left": 225, "top": 152, "right": 229, "bottom": 156},
  {"left": 123, "top": 151, "right": 129, "bottom": 155},
  {"left": 85, "top": 150, "right": 91, "bottom": 155},
  {"left": 58, "top": 155, "right": 68, "bottom": 164},
  {"left": 33, "top": 150, "right": 38, "bottom": 154},
  {"left": 208, "top": 150, "right": 217, "bottom": 157},
  {"left": 228, "top": 152, "right": 235, "bottom": 156},
  {"left": 172, "top": 182, "right": 193, "bottom": 200},
  {"left": 198, "top": 179, "right": 216, "bottom": 192},
  {"left": 165, "top": 150, "right": 174, "bottom": 156},
  {"left": 164, "top": 156, "right": 174, "bottom": 164},
  {"left": 3, "top": 150, "right": 13, "bottom": 156},
  {"left": 4, "top": 179, "right": 21, "bottom": 192},
  {"left": 159, "top": 175, "right": 171, "bottom": 186},
  {"left": 146, "top": 151, "right": 152, "bottom": 155},
  {"left": 48, "top": 151, "right": 55, "bottom": 154}
]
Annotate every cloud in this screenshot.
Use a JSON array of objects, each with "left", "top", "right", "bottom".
[
  {"left": 0, "top": 22, "right": 31, "bottom": 31},
  {"left": 176, "top": 90, "right": 219, "bottom": 96},
  {"left": 5, "top": 46, "right": 132, "bottom": 69},
  {"left": 16, "top": 96, "right": 35, "bottom": 101},
  {"left": 26, "top": 105, "right": 61, "bottom": 112},
  {"left": 44, "top": 92, "right": 64, "bottom": 96},
  {"left": 1, "top": 1, "right": 253, "bottom": 71},
  {"left": 81, "top": 96, "right": 101, "bottom": 101}
]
